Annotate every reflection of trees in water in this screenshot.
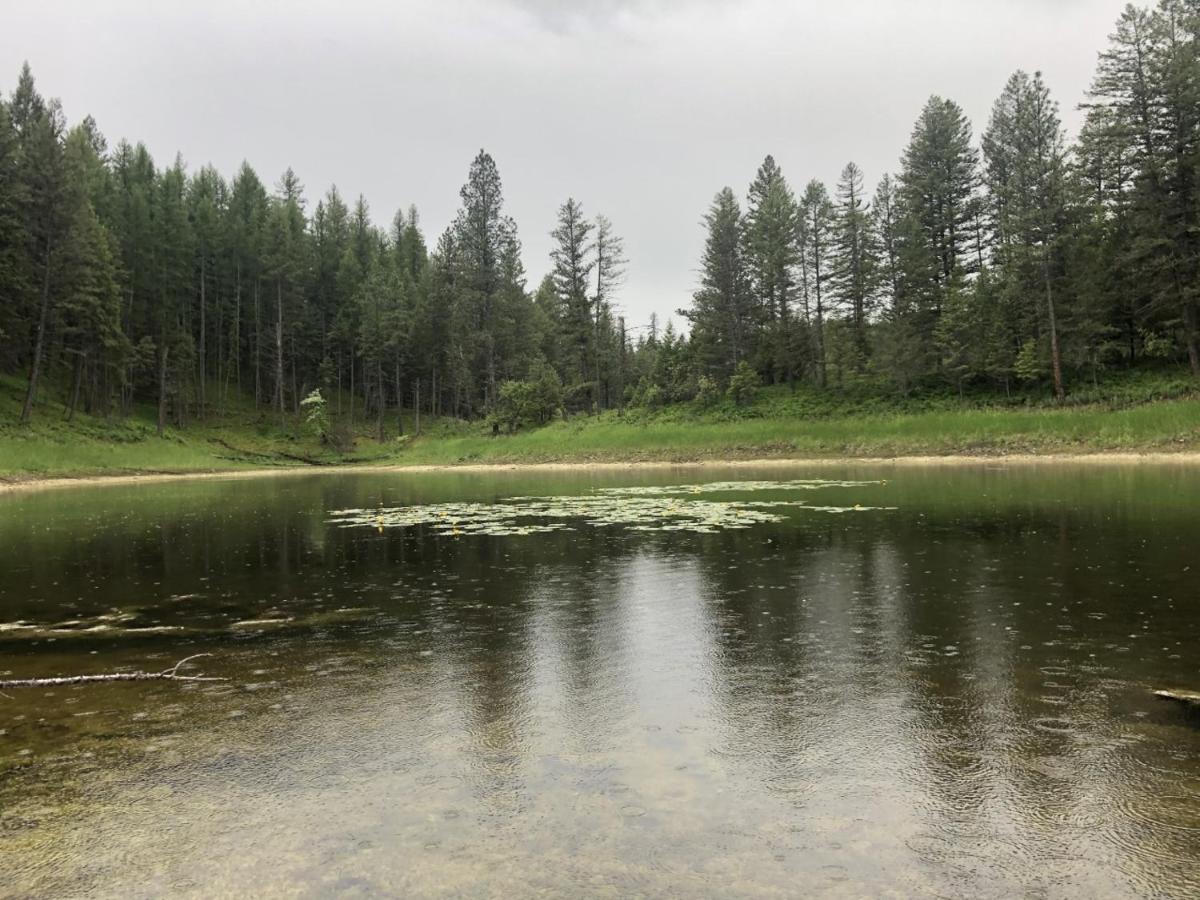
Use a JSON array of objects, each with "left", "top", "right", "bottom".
[{"left": 683, "top": 509, "right": 1200, "bottom": 894}]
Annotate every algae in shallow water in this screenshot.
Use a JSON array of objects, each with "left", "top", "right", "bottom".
[{"left": 328, "top": 479, "right": 895, "bottom": 536}]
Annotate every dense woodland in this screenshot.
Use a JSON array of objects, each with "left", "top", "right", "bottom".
[{"left": 2, "top": 0, "right": 1200, "bottom": 440}]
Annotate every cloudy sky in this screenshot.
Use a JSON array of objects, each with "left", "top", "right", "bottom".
[{"left": 7, "top": 0, "right": 1123, "bottom": 331}]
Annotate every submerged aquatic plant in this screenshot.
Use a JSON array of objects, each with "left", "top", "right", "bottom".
[{"left": 328, "top": 479, "right": 894, "bottom": 537}]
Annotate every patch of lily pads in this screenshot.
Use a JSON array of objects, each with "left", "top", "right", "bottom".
[{"left": 328, "top": 479, "right": 894, "bottom": 537}]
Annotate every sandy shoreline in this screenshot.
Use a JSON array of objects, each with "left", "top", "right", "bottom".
[{"left": 3, "top": 450, "right": 1200, "bottom": 494}]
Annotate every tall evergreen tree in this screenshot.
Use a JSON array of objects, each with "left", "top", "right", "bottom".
[
  {"left": 550, "top": 197, "right": 595, "bottom": 409},
  {"left": 681, "top": 187, "right": 753, "bottom": 377},
  {"left": 830, "top": 161, "right": 875, "bottom": 364},
  {"left": 13, "top": 68, "right": 69, "bottom": 425},
  {"left": 897, "top": 96, "right": 980, "bottom": 313},
  {"left": 264, "top": 167, "right": 307, "bottom": 422},
  {"left": 0, "top": 94, "right": 27, "bottom": 367},
  {"left": 592, "top": 214, "right": 626, "bottom": 409},
  {"left": 743, "top": 155, "right": 799, "bottom": 384},
  {"left": 799, "top": 180, "right": 834, "bottom": 386},
  {"left": 984, "top": 70, "right": 1070, "bottom": 399},
  {"left": 453, "top": 150, "right": 519, "bottom": 412}
]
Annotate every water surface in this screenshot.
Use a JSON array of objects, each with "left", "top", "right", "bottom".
[{"left": 1, "top": 464, "right": 1198, "bottom": 897}]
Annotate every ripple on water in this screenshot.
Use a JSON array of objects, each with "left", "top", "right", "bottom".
[
  {"left": 904, "top": 831, "right": 1042, "bottom": 899},
  {"left": 1118, "top": 792, "right": 1200, "bottom": 834},
  {"left": 1039, "top": 665, "right": 1072, "bottom": 677}
]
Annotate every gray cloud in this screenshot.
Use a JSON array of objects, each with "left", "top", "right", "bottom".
[
  {"left": 3, "top": 0, "right": 1123, "bottom": 331},
  {"left": 503, "top": 0, "right": 718, "bottom": 33}
]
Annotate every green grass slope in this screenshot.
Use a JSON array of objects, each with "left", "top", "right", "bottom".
[{"left": 1, "top": 369, "right": 1198, "bottom": 480}]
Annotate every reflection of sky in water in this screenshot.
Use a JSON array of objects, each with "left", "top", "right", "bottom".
[{"left": 0, "top": 465, "right": 1198, "bottom": 897}]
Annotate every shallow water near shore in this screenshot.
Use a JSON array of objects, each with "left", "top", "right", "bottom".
[{"left": 1, "top": 463, "right": 1198, "bottom": 897}]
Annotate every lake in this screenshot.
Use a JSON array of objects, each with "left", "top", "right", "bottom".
[{"left": 1, "top": 463, "right": 1198, "bottom": 898}]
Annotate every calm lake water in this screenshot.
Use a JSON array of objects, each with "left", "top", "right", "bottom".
[{"left": 1, "top": 464, "right": 1199, "bottom": 898}]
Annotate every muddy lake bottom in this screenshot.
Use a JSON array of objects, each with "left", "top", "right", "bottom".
[{"left": 1, "top": 463, "right": 1198, "bottom": 897}]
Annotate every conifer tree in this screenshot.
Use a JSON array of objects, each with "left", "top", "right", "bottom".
[
  {"left": 830, "top": 161, "right": 875, "bottom": 364},
  {"left": 14, "top": 68, "right": 68, "bottom": 425},
  {"left": 799, "top": 180, "right": 833, "bottom": 386},
  {"left": 897, "top": 96, "right": 980, "bottom": 316},
  {"left": 550, "top": 197, "right": 595, "bottom": 410},
  {"left": 0, "top": 95, "right": 27, "bottom": 368},
  {"left": 453, "top": 150, "right": 518, "bottom": 412},
  {"left": 681, "top": 187, "right": 753, "bottom": 377},
  {"left": 984, "top": 71, "right": 1070, "bottom": 399},
  {"left": 743, "top": 155, "right": 799, "bottom": 384}
]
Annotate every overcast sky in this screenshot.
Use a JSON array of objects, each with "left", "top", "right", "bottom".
[{"left": 6, "top": 0, "right": 1124, "bottom": 332}]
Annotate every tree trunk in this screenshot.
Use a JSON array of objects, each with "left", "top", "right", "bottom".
[
  {"left": 234, "top": 268, "right": 242, "bottom": 398},
  {"left": 198, "top": 256, "right": 206, "bottom": 421},
  {"left": 157, "top": 344, "right": 169, "bottom": 437},
  {"left": 376, "top": 358, "right": 385, "bottom": 442},
  {"left": 216, "top": 277, "right": 224, "bottom": 413},
  {"left": 487, "top": 336, "right": 497, "bottom": 413},
  {"left": 362, "top": 359, "right": 369, "bottom": 417},
  {"left": 291, "top": 332, "right": 299, "bottom": 415},
  {"left": 1185, "top": 301, "right": 1200, "bottom": 379},
  {"left": 395, "top": 357, "right": 403, "bottom": 436},
  {"left": 414, "top": 379, "right": 421, "bottom": 436},
  {"left": 253, "top": 278, "right": 261, "bottom": 408},
  {"left": 812, "top": 233, "right": 827, "bottom": 388},
  {"left": 275, "top": 279, "right": 285, "bottom": 426},
  {"left": 19, "top": 245, "right": 53, "bottom": 426},
  {"left": 1044, "top": 254, "right": 1065, "bottom": 402},
  {"left": 66, "top": 351, "right": 85, "bottom": 422}
]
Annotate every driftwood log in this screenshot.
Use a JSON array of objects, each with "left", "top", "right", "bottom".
[
  {"left": 1153, "top": 689, "right": 1200, "bottom": 707},
  {"left": 0, "top": 654, "right": 223, "bottom": 689}
]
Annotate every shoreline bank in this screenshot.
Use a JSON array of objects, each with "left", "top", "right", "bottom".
[{"left": 4, "top": 449, "right": 1200, "bottom": 494}]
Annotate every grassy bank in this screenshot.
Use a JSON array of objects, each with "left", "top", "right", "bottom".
[{"left": 1, "top": 370, "right": 1198, "bottom": 481}]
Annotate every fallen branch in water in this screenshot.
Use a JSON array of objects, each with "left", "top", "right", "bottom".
[
  {"left": 0, "top": 654, "right": 224, "bottom": 689},
  {"left": 1154, "top": 688, "right": 1200, "bottom": 707}
]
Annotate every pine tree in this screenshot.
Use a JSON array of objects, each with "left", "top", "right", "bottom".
[
  {"left": 0, "top": 95, "right": 27, "bottom": 367},
  {"left": 830, "top": 161, "right": 876, "bottom": 365},
  {"left": 1086, "top": 1, "right": 1200, "bottom": 375},
  {"left": 592, "top": 214, "right": 626, "bottom": 410},
  {"left": 870, "top": 174, "right": 902, "bottom": 312},
  {"left": 799, "top": 180, "right": 833, "bottom": 386},
  {"left": 453, "top": 150, "right": 519, "bottom": 412},
  {"left": 743, "top": 155, "right": 799, "bottom": 384},
  {"left": 550, "top": 197, "right": 595, "bottom": 411},
  {"left": 57, "top": 122, "right": 128, "bottom": 419},
  {"left": 897, "top": 96, "right": 980, "bottom": 318},
  {"left": 984, "top": 71, "right": 1070, "bottom": 399},
  {"left": 187, "top": 164, "right": 225, "bottom": 418},
  {"left": 15, "top": 71, "right": 69, "bottom": 425},
  {"left": 264, "top": 167, "right": 307, "bottom": 423},
  {"left": 225, "top": 162, "right": 268, "bottom": 404},
  {"left": 681, "top": 187, "right": 753, "bottom": 378}
]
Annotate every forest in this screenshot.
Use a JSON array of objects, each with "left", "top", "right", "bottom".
[{"left": 2, "top": 0, "right": 1199, "bottom": 446}]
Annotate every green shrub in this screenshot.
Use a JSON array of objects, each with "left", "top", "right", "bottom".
[
  {"left": 727, "top": 362, "right": 760, "bottom": 407},
  {"left": 695, "top": 374, "right": 721, "bottom": 407},
  {"left": 492, "top": 362, "right": 564, "bottom": 432},
  {"left": 300, "top": 389, "right": 331, "bottom": 443}
]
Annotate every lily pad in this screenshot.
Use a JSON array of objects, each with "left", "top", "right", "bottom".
[{"left": 328, "top": 479, "right": 895, "bottom": 538}]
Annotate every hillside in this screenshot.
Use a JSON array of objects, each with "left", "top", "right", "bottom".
[{"left": 2, "top": 369, "right": 1198, "bottom": 481}]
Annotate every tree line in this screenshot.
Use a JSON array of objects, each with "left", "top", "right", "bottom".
[
  {"left": 2, "top": 0, "right": 1199, "bottom": 440},
  {"left": 684, "top": 0, "right": 1200, "bottom": 400},
  {"left": 0, "top": 64, "right": 637, "bottom": 436}
]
